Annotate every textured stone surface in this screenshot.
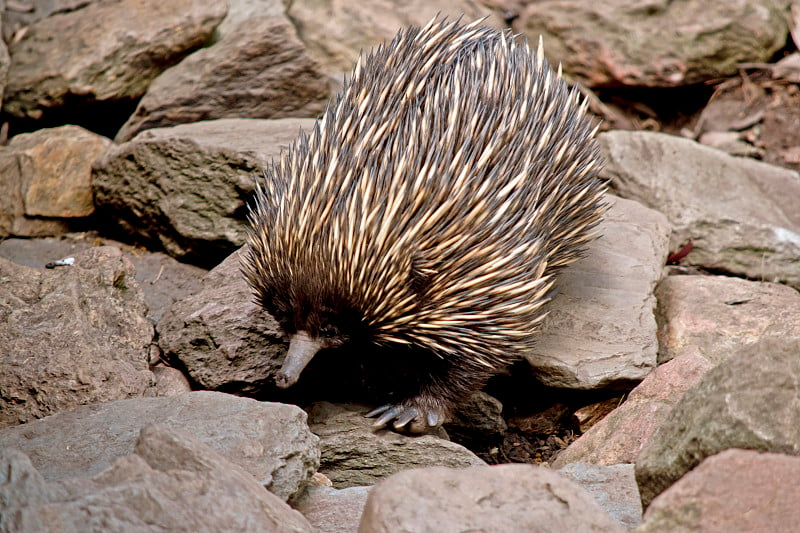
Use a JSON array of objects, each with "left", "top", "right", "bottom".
[
  {"left": 0, "top": 424, "right": 314, "bottom": 533},
  {"left": 116, "top": 2, "right": 328, "bottom": 141},
  {"left": 523, "top": 195, "right": 670, "bottom": 389},
  {"left": 294, "top": 485, "right": 371, "bottom": 533},
  {"left": 552, "top": 353, "right": 714, "bottom": 468},
  {"left": 0, "top": 235, "right": 207, "bottom": 324},
  {"left": 3, "top": 0, "right": 227, "bottom": 119},
  {"left": 655, "top": 274, "right": 800, "bottom": 364},
  {"left": 359, "top": 464, "right": 625, "bottom": 532},
  {"left": 287, "top": 0, "right": 502, "bottom": 74},
  {"left": 94, "top": 118, "right": 314, "bottom": 263},
  {"left": 558, "top": 463, "right": 642, "bottom": 529},
  {"left": 8, "top": 125, "right": 110, "bottom": 217},
  {"left": 307, "top": 402, "right": 485, "bottom": 488},
  {"left": 514, "top": 0, "right": 791, "bottom": 87},
  {"left": 0, "top": 246, "right": 155, "bottom": 428},
  {"left": 601, "top": 130, "right": 800, "bottom": 288},
  {"left": 157, "top": 248, "right": 283, "bottom": 391},
  {"left": 635, "top": 339, "right": 800, "bottom": 508},
  {"left": 0, "top": 391, "right": 319, "bottom": 501},
  {"left": 638, "top": 449, "right": 800, "bottom": 532}
]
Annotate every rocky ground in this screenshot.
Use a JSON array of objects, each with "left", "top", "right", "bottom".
[{"left": 1, "top": 0, "right": 800, "bottom": 532}]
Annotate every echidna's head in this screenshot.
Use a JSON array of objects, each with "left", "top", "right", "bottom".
[{"left": 243, "top": 266, "right": 372, "bottom": 388}]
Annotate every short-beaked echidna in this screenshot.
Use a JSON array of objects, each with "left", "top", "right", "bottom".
[{"left": 243, "top": 17, "right": 606, "bottom": 432}]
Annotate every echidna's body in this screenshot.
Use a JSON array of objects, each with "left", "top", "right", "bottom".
[{"left": 244, "top": 17, "right": 605, "bottom": 432}]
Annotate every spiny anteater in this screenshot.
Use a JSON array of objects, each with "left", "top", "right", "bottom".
[{"left": 243, "top": 17, "right": 606, "bottom": 433}]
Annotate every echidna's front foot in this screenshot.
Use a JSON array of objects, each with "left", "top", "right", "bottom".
[{"left": 366, "top": 401, "right": 447, "bottom": 434}]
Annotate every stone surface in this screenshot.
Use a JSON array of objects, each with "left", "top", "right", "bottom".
[
  {"left": 0, "top": 246, "right": 156, "bottom": 428},
  {"left": 0, "top": 391, "right": 319, "bottom": 501},
  {"left": 638, "top": 449, "right": 800, "bottom": 532},
  {"left": 0, "top": 146, "right": 70, "bottom": 237},
  {"left": 514, "top": 0, "right": 791, "bottom": 87},
  {"left": 294, "top": 485, "right": 371, "bottom": 533},
  {"left": 552, "top": 353, "right": 714, "bottom": 468},
  {"left": 287, "top": 0, "right": 502, "bottom": 74},
  {"left": 0, "top": 424, "right": 314, "bottom": 533},
  {"left": 93, "top": 118, "right": 315, "bottom": 264},
  {"left": 635, "top": 339, "right": 800, "bottom": 508},
  {"left": 0, "top": 234, "right": 207, "bottom": 324},
  {"left": 8, "top": 125, "right": 110, "bottom": 217},
  {"left": 307, "top": 402, "right": 485, "bottom": 488},
  {"left": 158, "top": 248, "right": 283, "bottom": 391},
  {"left": 523, "top": 195, "right": 670, "bottom": 389},
  {"left": 655, "top": 274, "right": 800, "bottom": 364},
  {"left": 116, "top": 1, "right": 328, "bottom": 141},
  {"left": 558, "top": 463, "right": 642, "bottom": 530},
  {"left": 601, "top": 130, "right": 800, "bottom": 289},
  {"left": 359, "top": 464, "right": 625, "bottom": 532},
  {"left": 3, "top": 0, "right": 227, "bottom": 120}
]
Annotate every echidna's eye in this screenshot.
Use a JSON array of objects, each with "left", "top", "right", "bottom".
[{"left": 319, "top": 323, "right": 339, "bottom": 338}]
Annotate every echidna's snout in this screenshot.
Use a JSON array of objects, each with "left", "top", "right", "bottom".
[{"left": 275, "top": 331, "right": 323, "bottom": 388}]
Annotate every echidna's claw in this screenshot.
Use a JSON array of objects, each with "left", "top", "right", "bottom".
[{"left": 366, "top": 402, "right": 444, "bottom": 433}]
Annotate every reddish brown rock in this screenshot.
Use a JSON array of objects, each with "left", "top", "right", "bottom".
[{"left": 638, "top": 449, "right": 800, "bottom": 532}]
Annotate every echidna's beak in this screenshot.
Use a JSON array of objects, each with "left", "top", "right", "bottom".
[{"left": 275, "top": 331, "right": 322, "bottom": 389}]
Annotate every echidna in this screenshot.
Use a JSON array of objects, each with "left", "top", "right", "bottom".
[{"left": 243, "top": 17, "right": 606, "bottom": 433}]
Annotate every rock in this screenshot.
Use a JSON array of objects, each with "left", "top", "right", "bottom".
[
  {"left": 444, "top": 391, "right": 507, "bottom": 450},
  {"left": 7, "top": 126, "right": 110, "bottom": 218},
  {"left": 0, "top": 246, "right": 156, "bottom": 428},
  {"left": 0, "top": 234, "right": 207, "bottom": 324},
  {"left": 359, "top": 464, "right": 625, "bottom": 532},
  {"left": 601, "top": 130, "right": 800, "bottom": 289},
  {"left": 307, "top": 402, "right": 485, "bottom": 488},
  {"left": 0, "top": 424, "right": 314, "bottom": 533},
  {"left": 655, "top": 274, "right": 800, "bottom": 364},
  {"left": 0, "top": 30, "right": 8, "bottom": 104},
  {"left": 93, "top": 118, "right": 315, "bottom": 264},
  {"left": 523, "top": 195, "right": 670, "bottom": 389},
  {"left": 635, "top": 339, "right": 800, "bottom": 508},
  {"left": 116, "top": 1, "right": 328, "bottom": 141},
  {"left": 294, "top": 485, "right": 371, "bottom": 533},
  {"left": 637, "top": 449, "right": 800, "bottom": 532},
  {"left": 158, "top": 248, "right": 282, "bottom": 391},
  {"left": 558, "top": 463, "right": 642, "bottom": 530},
  {"left": 287, "top": 1, "right": 502, "bottom": 74},
  {"left": 0, "top": 146, "right": 70, "bottom": 236},
  {"left": 514, "top": 0, "right": 791, "bottom": 87},
  {"left": 552, "top": 353, "right": 714, "bottom": 467},
  {"left": 3, "top": 0, "right": 227, "bottom": 121},
  {"left": 0, "top": 391, "right": 319, "bottom": 501}
]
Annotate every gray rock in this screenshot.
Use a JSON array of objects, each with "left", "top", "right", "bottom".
[
  {"left": 0, "top": 246, "right": 155, "bottom": 428},
  {"left": 294, "top": 485, "right": 371, "bottom": 533},
  {"left": 558, "top": 463, "right": 643, "bottom": 529},
  {"left": 287, "top": 0, "right": 502, "bottom": 74},
  {"left": 0, "top": 234, "right": 207, "bottom": 324},
  {"left": 158, "top": 248, "right": 282, "bottom": 391},
  {"left": 0, "top": 424, "right": 314, "bottom": 533},
  {"left": 655, "top": 274, "right": 800, "bottom": 364},
  {"left": 116, "top": 3, "right": 328, "bottom": 141},
  {"left": 552, "top": 353, "right": 714, "bottom": 468},
  {"left": 307, "top": 402, "right": 485, "bottom": 488},
  {"left": 514, "top": 0, "right": 791, "bottom": 87},
  {"left": 635, "top": 339, "right": 800, "bottom": 508},
  {"left": 0, "top": 391, "right": 319, "bottom": 501},
  {"left": 524, "top": 194, "right": 670, "bottom": 389},
  {"left": 637, "top": 449, "right": 800, "bottom": 532},
  {"left": 3, "top": 0, "right": 227, "bottom": 120},
  {"left": 601, "top": 130, "right": 800, "bottom": 289},
  {"left": 94, "top": 118, "right": 315, "bottom": 263},
  {"left": 359, "top": 464, "right": 625, "bottom": 532}
]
